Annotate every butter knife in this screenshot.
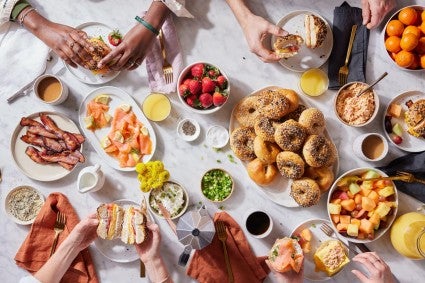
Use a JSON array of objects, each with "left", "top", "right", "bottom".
[
  {"left": 7, "top": 80, "right": 36, "bottom": 103},
  {"left": 157, "top": 202, "right": 177, "bottom": 235}
]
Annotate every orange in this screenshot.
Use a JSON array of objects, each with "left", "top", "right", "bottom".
[
  {"left": 420, "top": 55, "right": 425, "bottom": 68},
  {"left": 415, "top": 37, "right": 425, "bottom": 54},
  {"left": 419, "top": 22, "right": 425, "bottom": 34},
  {"left": 421, "top": 10, "right": 425, "bottom": 22},
  {"left": 385, "top": 36, "right": 401, "bottom": 53},
  {"left": 386, "top": 20, "right": 404, "bottom": 36},
  {"left": 403, "top": 25, "right": 422, "bottom": 37},
  {"left": 408, "top": 54, "right": 420, "bottom": 69},
  {"left": 398, "top": 7, "right": 418, "bottom": 25},
  {"left": 395, "top": 50, "right": 415, "bottom": 67},
  {"left": 400, "top": 33, "right": 419, "bottom": 51}
]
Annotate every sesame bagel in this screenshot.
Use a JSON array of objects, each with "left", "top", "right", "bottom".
[
  {"left": 230, "top": 127, "right": 256, "bottom": 161},
  {"left": 276, "top": 151, "right": 305, "bottom": 179},
  {"left": 274, "top": 119, "right": 307, "bottom": 152},
  {"left": 302, "top": 135, "right": 337, "bottom": 167}
]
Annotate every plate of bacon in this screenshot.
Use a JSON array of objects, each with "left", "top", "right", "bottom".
[{"left": 11, "top": 112, "right": 85, "bottom": 181}]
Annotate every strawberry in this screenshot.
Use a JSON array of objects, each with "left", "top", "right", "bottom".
[
  {"left": 186, "top": 95, "right": 199, "bottom": 108},
  {"left": 179, "top": 84, "right": 190, "bottom": 97},
  {"left": 183, "top": 78, "right": 192, "bottom": 86},
  {"left": 208, "top": 69, "right": 219, "bottom": 78},
  {"left": 212, "top": 92, "right": 227, "bottom": 107},
  {"left": 202, "top": 77, "right": 215, "bottom": 93},
  {"left": 216, "top": 75, "right": 228, "bottom": 89},
  {"left": 191, "top": 63, "right": 204, "bottom": 78},
  {"left": 332, "top": 190, "right": 349, "bottom": 200},
  {"left": 199, "top": 93, "right": 213, "bottom": 109},
  {"left": 108, "top": 30, "right": 122, "bottom": 46},
  {"left": 188, "top": 79, "right": 202, "bottom": 95}
]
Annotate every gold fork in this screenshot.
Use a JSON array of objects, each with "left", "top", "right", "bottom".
[
  {"left": 339, "top": 25, "right": 357, "bottom": 86},
  {"left": 158, "top": 30, "right": 173, "bottom": 84},
  {"left": 50, "top": 212, "right": 66, "bottom": 257},
  {"left": 397, "top": 171, "right": 425, "bottom": 184},
  {"left": 215, "top": 221, "right": 234, "bottom": 283}
]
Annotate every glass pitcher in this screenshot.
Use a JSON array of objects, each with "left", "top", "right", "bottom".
[{"left": 390, "top": 212, "right": 425, "bottom": 259}]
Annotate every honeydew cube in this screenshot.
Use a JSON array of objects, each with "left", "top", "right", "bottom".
[
  {"left": 350, "top": 218, "right": 361, "bottom": 226},
  {"left": 349, "top": 183, "right": 361, "bottom": 195},
  {"left": 367, "top": 210, "right": 374, "bottom": 218},
  {"left": 328, "top": 203, "right": 342, "bottom": 215},
  {"left": 347, "top": 224, "right": 359, "bottom": 237},
  {"left": 369, "top": 212, "right": 381, "bottom": 226},
  {"left": 385, "top": 201, "right": 398, "bottom": 208},
  {"left": 378, "top": 186, "right": 395, "bottom": 197},
  {"left": 359, "top": 218, "right": 374, "bottom": 234},
  {"left": 337, "top": 223, "right": 349, "bottom": 232},
  {"left": 360, "top": 180, "right": 373, "bottom": 190},
  {"left": 375, "top": 202, "right": 391, "bottom": 217},
  {"left": 362, "top": 197, "right": 377, "bottom": 211},
  {"left": 363, "top": 170, "right": 380, "bottom": 179}
]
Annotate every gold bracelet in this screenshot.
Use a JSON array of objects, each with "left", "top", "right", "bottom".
[{"left": 19, "top": 7, "right": 37, "bottom": 26}]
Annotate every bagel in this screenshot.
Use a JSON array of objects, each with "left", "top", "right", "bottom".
[
  {"left": 290, "top": 177, "right": 321, "bottom": 207},
  {"left": 282, "top": 104, "right": 307, "bottom": 122},
  {"left": 273, "top": 34, "right": 304, "bottom": 58},
  {"left": 234, "top": 96, "right": 261, "bottom": 127},
  {"left": 230, "top": 127, "right": 256, "bottom": 161},
  {"left": 253, "top": 136, "right": 281, "bottom": 164},
  {"left": 276, "top": 151, "right": 305, "bottom": 179},
  {"left": 304, "top": 166, "right": 334, "bottom": 192},
  {"left": 279, "top": 89, "right": 299, "bottom": 113},
  {"left": 304, "top": 14, "right": 328, "bottom": 49},
  {"left": 302, "top": 135, "right": 337, "bottom": 167},
  {"left": 257, "top": 89, "right": 291, "bottom": 119},
  {"left": 274, "top": 119, "right": 307, "bottom": 152},
  {"left": 298, "top": 108, "right": 326, "bottom": 135},
  {"left": 254, "top": 116, "right": 276, "bottom": 142},
  {"left": 247, "top": 158, "right": 278, "bottom": 186}
]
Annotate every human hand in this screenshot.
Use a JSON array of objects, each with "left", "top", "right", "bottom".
[
  {"left": 265, "top": 259, "right": 303, "bottom": 283},
  {"left": 67, "top": 213, "right": 99, "bottom": 251},
  {"left": 361, "top": 0, "right": 396, "bottom": 29},
  {"left": 240, "top": 13, "right": 288, "bottom": 62},
  {"left": 352, "top": 252, "right": 395, "bottom": 283},
  {"left": 135, "top": 222, "right": 162, "bottom": 263},
  {"left": 98, "top": 24, "right": 157, "bottom": 71}
]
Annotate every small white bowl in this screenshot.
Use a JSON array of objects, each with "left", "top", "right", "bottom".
[
  {"left": 205, "top": 125, "right": 229, "bottom": 148},
  {"left": 5, "top": 186, "right": 45, "bottom": 225},
  {"left": 177, "top": 118, "right": 201, "bottom": 142},
  {"left": 148, "top": 181, "right": 189, "bottom": 220},
  {"left": 334, "top": 81, "right": 379, "bottom": 127},
  {"left": 34, "top": 74, "right": 69, "bottom": 105}
]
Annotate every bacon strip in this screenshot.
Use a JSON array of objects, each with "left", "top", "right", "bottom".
[
  {"left": 20, "top": 117, "right": 44, "bottom": 127},
  {"left": 25, "top": 146, "right": 46, "bottom": 164},
  {"left": 39, "top": 151, "right": 79, "bottom": 165},
  {"left": 27, "top": 126, "right": 57, "bottom": 139}
]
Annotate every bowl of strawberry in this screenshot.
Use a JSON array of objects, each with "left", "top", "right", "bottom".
[{"left": 177, "top": 62, "right": 230, "bottom": 114}]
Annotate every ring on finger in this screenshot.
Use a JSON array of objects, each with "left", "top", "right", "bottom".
[{"left": 69, "top": 41, "right": 76, "bottom": 48}]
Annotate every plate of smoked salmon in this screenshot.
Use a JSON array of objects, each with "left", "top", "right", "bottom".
[{"left": 78, "top": 86, "right": 156, "bottom": 171}]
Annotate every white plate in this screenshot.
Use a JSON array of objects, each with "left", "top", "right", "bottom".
[
  {"left": 229, "top": 86, "right": 339, "bottom": 207},
  {"left": 94, "top": 199, "right": 153, "bottom": 263},
  {"left": 78, "top": 86, "right": 156, "bottom": 171},
  {"left": 290, "top": 218, "right": 343, "bottom": 281},
  {"left": 272, "top": 10, "right": 333, "bottom": 72},
  {"left": 65, "top": 22, "right": 120, "bottom": 85},
  {"left": 10, "top": 111, "right": 83, "bottom": 181},
  {"left": 383, "top": 91, "right": 425, "bottom": 152}
]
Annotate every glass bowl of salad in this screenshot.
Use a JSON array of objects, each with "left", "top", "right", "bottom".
[
  {"left": 201, "top": 168, "right": 234, "bottom": 202},
  {"left": 148, "top": 181, "right": 189, "bottom": 219}
]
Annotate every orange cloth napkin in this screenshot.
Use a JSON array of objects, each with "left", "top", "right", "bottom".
[
  {"left": 15, "top": 193, "right": 99, "bottom": 283},
  {"left": 187, "top": 211, "right": 269, "bottom": 283}
]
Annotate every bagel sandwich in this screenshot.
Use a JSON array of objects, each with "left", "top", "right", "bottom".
[
  {"left": 121, "top": 205, "right": 148, "bottom": 244},
  {"left": 268, "top": 237, "right": 304, "bottom": 273},
  {"left": 314, "top": 240, "right": 349, "bottom": 276},
  {"left": 405, "top": 99, "right": 425, "bottom": 137},
  {"left": 86, "top": 36, "right": 112, "bottom": 75},
  {"left": 304, "top": 14, "right": 327, "bottom": 49},
  {"left": 273, "top": 34, "right": 304, "bottom": 58},
  {"left": 97, "top": 203, "right": 124, "bottom": 240}
]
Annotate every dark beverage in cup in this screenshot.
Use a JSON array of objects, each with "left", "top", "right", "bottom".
[{"left": 245, "top": 211, "right": 272, "bottom": 238}]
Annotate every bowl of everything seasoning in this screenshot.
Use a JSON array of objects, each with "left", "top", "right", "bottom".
[
  {"left": 5, "top": 185, "right": 45, "bottom": 225},
  {"left": 201, "top": 168, "right": 234, "bottom": 202}
]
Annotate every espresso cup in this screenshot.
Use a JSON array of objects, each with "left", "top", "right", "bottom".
[
  {"left": 244, "top": 210, "right": 273, "bottom": 238},
  {"left": 353, "top": 133, "right": 388, "bottom": 162},
  {"left": 34, "top": 74, "right": 68, "bottom": 105}
]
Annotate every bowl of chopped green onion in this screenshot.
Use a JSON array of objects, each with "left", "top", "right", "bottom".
[{"left": 201, "top": 168, "right": 234, "bottom": 202}]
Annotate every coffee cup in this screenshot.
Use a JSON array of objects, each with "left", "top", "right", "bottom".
[
  {"left": 244, "top": 210, "right": 273, "bottom": 238},
  {"left": 34, "top": 74, "right": 68, "bottom": 105},
  {"left": 353, "top": 133, "right": 388, "bottom": 162}
]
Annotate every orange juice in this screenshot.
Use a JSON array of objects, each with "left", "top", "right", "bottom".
[
  {"left": 142, "top": 93, "right": 171, "bottom": 122},
  {"left": 390, "top": 212, "right": 425, "bottom": 259},
  {"left": 299, "top": 68, "right": 329, "bottom": 96}
]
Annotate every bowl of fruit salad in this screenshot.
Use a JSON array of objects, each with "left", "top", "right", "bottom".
[
  {"left": 327, "top": 168, "right": 398, "bottom": 243},
  {"left": 177, "top": 62, "right": 230, "bottom": 114}
]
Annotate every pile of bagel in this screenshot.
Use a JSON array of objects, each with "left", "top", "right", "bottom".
[{"left": 230, "top": 87, "right": 337, "bottom": 207}]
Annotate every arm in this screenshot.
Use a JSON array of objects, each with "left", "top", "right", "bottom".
[
  {"left": 33, "top": 214, "right": 99, "bottom": 283},
  {"left": 17, "top": 6, "right": 94, "bottom": 68},
  {"left": 361, "top": 0, "right": 396, "bottom": 29},
  {"left": 135, "top": 222, "right": 173, "bottom": 283},
  {"left": 351, "top": 252, "right": 396, "bottom": 283},
  {"left": 98, "top": 1, "right": 171, "bottom": 71},
  {"left": 225, "top": 0, "right": 287, "bottom": 62}
]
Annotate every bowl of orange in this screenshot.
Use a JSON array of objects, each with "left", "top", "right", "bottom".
[{"left": 383, "top": 5, "right": 425, "bottom": 71}]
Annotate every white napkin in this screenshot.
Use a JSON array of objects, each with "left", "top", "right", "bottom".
[{"left": 0, "top": 22, "right": 49, "bottom": 98}]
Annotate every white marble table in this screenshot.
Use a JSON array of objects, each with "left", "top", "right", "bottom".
[{"left": 1, "top": 0, "right": 424, "bottom": 282}]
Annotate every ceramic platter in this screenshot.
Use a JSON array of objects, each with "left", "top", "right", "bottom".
[
  {"left": 229, "top": 86, "right": 339, "bottom": 207},
  {"left": 65, "top": 22, "right": 120, "bottom": 84},
  {"left": 10, "top": 111, "right": 82, "bottom": 181},
  {"left": 94, "top": 199, "right": 153, "bottom": 263},
  {"left": 78, "top": 86, "right": 156, "bottom": 171},
  {"left": 271, "top": 10, "right": 333, "bottom": 72},
  {"left": 383, "top": 91, "right": 425, "bottom": 152}
]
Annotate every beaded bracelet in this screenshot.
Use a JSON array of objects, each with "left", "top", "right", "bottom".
[
  {"left": 19, "top": 7, "right": 37, "bottom": 26},
  {"left": 135, "top": 16, "right": 159, "bottom": 36}
]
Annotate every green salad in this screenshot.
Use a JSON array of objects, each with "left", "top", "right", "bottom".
[{"left": 201, "top": 169, "right": 233, "bottom": 201}]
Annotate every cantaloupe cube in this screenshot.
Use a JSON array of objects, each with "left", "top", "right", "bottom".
[
  {"left": 337, "top": 223, "right": 348, "bottom": 232},
  {"left": 360, "top": 219, "right": 374, "bottom": 234},
  {"left": 331, "top": 198, "right": 342, "bottom": 205},
  {"left": 347, "top": 190, "right": 354, "bottom": 199},
  {"left": 347, "top": 224, "right": 359, "bottom": 237},
  {"left": 374, "top": 180, "right": 387, "bottom": 189},
  {"left": 354, "top": 194, "right": 362, "bottom": 204},
  {"left": 301, "top": 241, "right": 311, "bottom": 254},
  {"left": 328, "top": 203, "right": 342, "bottom": 215},
  {"left": 368, "top": 190, "right": 379, "bottom": 204},
  {"left": 362, "top": 197, "right": 377, "bottom": 211},
  {"left": 358, "top": 232, "right": 366, "bottom": 239},
  {"left": 331, "top": 214, "right": 340, "bottom": 224},
  {"left": 388, "top": 103, "right": 402, "bottom": 118},
  {"left": 360, "top": 187, "right": 372, "bottom": 197},
  {"left": 340, "top": 215, "right": 351, "bottom": 224},
  {"left": 378, "top": 186, "right": 395, "bottom": 197},
  {"left": 300, "top": 228, "right": 312, "bottom": 241},
  {"left": 375, "top": 202, "right": 391, "bottom": 217},
  {"left": 341, "top": 199, "right": 356, "bottom": 211},
  {"left": 350, "top": 218, "right": 361, "bottom": 226}
]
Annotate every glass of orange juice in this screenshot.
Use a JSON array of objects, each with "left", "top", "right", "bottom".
[
  {"left": 299, "top": 68, "right": 329, "bottom": 97},
  {"left": 142, "top": 93, "right": 171, "bottom": 122}
]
